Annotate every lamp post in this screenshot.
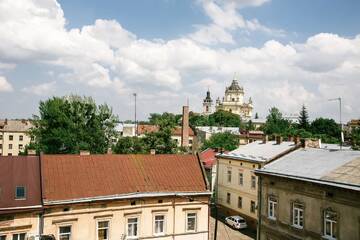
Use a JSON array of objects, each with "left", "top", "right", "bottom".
[{"left": 328, "top": 97, "right": 343, "bottom": 149}]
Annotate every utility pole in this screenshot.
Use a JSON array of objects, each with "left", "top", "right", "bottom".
[
  {"left": 133, "top": 93, "right": 137, "bottom": 136},
  {"left": 328, "top": 97, "right": 343, "bottom": 149}
]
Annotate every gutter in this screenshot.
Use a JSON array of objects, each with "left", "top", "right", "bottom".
[
  {"left": 43, "top": 191, "right": 212, "bottom": 205},
  {"left": 0, "top": 205, "right": 43, "bottom": 211},
  {"left": 196, "top": 152, "right": 210, "bottom": 190}
]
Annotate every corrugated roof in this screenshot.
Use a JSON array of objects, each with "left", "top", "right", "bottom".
[
  {"left": 256, "top": 148, "right": 360, "bottom": 191},
  {"left": 41, "top": 154, "right": 207, "bottom": 203},
  {"left": 0, "top": 156, "right": 42, "bottom": 211},
  {"left": 220, "top": 140, "right": 296, "bottom": 162},
  {"left": 0, "top": 119, "right": 33, "bottom": 132}
]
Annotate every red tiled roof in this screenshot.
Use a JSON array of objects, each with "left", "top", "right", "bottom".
[
  {"left": 199, "top": 149, "right": 216, "bottom": 169},
  {"left": 0, "top": 156, "right": 42, "bottom": 211},
  {"left": 41, "top": 154, "right": 207, "bottom": 203},
  {"left": 137, "top": 124, "right": 195, "bottom": 136}
]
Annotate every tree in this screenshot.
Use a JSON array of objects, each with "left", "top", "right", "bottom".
[
  {"left": 245, "top": 120, "right": 255, "bottom": 131},
  {"left": 263, "top": 107, "right": 291, "bottom": 135},
  {"left": 208, "top": 110, "right": 241, "bottom": 127},
  {"left": 189, "top": 112, "right": 209, "bottom": 127},
  {"left": 30, "top": 96, "right": 118, "bottom": 154},
  {"left": 202, "top": 132, "right": 239, "bottom": 151},
  {"left": 112, "top": 137, "right": 145, "bottom": 154},
  {"left": 310, "top": 118, "right": 340, "bottom": 138},
  {"left": 351, "top": 127, "right": 360, "bottom": 150},
  {"left": 148, "top": 112, "right": 181, "bottom": 128},
  {"left": 298, "top": 105, "right": 310, "bottom": 130}
]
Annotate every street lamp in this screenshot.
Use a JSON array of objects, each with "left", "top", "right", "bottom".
[{"left": 328, "top": 97, "right": 344, "bottom": 149}]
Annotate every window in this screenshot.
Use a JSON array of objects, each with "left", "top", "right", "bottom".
[
  {"left": 19, "top": 144, "right": 23, "bottom": 150},
  {"left": 9, "top": 135, "right": 13, "bottom": 141},
  {"left": 227, "top": 168, "right": 232, "bottom": 183},
  {"left": 127, "top": 217, "right": 139, "bottom": 238},
  {"left": 0, "top": 236, "right": 6, "bottom": 240},
  {"left": 186, "top": 212, "right": 197, "bottom": 232},
  {"left": 251, "top": 176, "right": 256, "bottom": 189},
  {"left": 8, "top": 153, "right": 12, "bottom": 156},
  {"left": 97, "top": 221, "right": 109, "bottom": 240},
  {"left": 0, "top": 144, "right": 2, "bottom": 149},
  {"left": 12, "top": 234, "right": 25, "bottom": 240},
  {"left": 15, "top": 186, "right": 26, "bottom": 199},
  {"left": 189, "top": 139, "right": 193, "bottom": 144},
  {"left": 238, "top": 172, "right": 243, "bottom": 186},
  {"left": 154, "top": 215, "right": 165, "bottom": 235},
  {"left": 226, "top": 193, "right": 231, "bottom": 204},
  {"left": 238, "top": 196, "right": 242, "bottom": 208},
  {"left": 0, "top": 135, "right": 2, "bottom": 140},
  {"left": 8, "top": 144, "right": 12, "bottom": 150},
  {"left": 19, "top": 135, "right": 23, "bottom": 141},
  {"left": 250, "top": 201, "right": 256, "bottom": 213},
  {"left": 324, "top": 210, "right": 337, "bottom": 239},
  {"left": 59, "top": 226, "right": 71, "bottom": 240},
  {"left": 292, "top": 203, "right": 304, "bottom": 229},
  {"left": 268, "top": 197, "right": 277, "bottom": 220}
]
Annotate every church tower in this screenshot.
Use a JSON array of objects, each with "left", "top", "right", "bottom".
[{"left": 202, "top": 89, "right": 213, "bottom": 115}]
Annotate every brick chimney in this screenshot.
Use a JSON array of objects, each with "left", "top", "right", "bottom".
[{"left": 181, "top": 106, "right": 189, "bottom": 147}]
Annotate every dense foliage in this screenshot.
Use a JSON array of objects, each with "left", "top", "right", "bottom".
[
  {"left": 189, "top": 110, "right": 242, "bottom": 127},
  {"left": 30, "top": 96, "right": 118, "bottom": 154},
  {"left": 201, "top": 132, "right": 239, "bottom": 151},
  {"left": 351, "top": 127, "right": 360, "bottom": 150}
]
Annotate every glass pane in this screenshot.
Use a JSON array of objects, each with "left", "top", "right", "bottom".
[
  {"left": 155, "top": 215, "right": 164, "bottom": 221},
  {"left": 60, "top": 226, "right": 71, "bottom": 234},
  {"left": 19, "top": 234, "right": 25, "bottom": 240},
  {"left": 187, "top": 218, "right": 195, "bottom": 231},
  {"left": 98, "top": 221, "right": 109, "bottom": 228},
  {"left": 59, "top": 236, "right": 70, "bottom": 240},
  {"left": 0, "top": 236, "right": 6, "bottom": 240},
  {"left": 332, "top": 221, "right": 337, "bottom": 238},
  {"left": 98, "top": 229, "right": 108, "bottom": 240},
  {"left": 325, "top": 221, "right": 331, "bottom": 235},
  {"left": 128, "top": 218, "right": 137, "bottom": 223}
]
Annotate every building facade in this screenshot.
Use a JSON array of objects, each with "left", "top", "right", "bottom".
[
  {"left": 216, "top": 138, "right": 298, "bottom": 228},
  {"left": 0, "top": 120, "right": 33, "bottom": 156},
  {"left": 202, "top": 90, "right": 213, "bottom": 115},
  {"left": 255, "top": 147, "right": 360, "bottom": 240},
  {"left": 215, "top": 78, "right": 253, "bottom": 120}
]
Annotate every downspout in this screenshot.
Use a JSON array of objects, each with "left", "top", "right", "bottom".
[
  {"left": 172, "top": 196, "right": 176, "bottom": 240},
  {"left": 257, "top": 175, "right": 262, "bottom": 240},
  {"left": 38, "top": 152, "right": 45, "bottom": 236}
]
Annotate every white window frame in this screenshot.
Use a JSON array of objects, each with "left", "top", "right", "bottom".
[
  {"left": 96, "top": 219, "right": 110, "bottom": 240},
  {"left": 324, "top": 211, "right": 337, "bottom": 240},
  {"left": 12, "top": 233, "right": 26, "bottom": 240},
  {"left": 238, "top": 172, "right": 243, "bottom": 186},
  {"left": 58, "top": 225, "right": 72, "bottom": 240},
  {"left": 126, "top": 216, "right": 139, "bottom": 239},
  {"left": 185, "top": 212, "right": 197, "bottom": 233},
  {"left": 292, "top": 203, "right": 304, "bottom": 229},
  {"left": 227, "top": 168, "right": 232, "bottom": 183},
  {"left": 153, "top": 214, "right": 166, "bottom": 236},
  {"left": 268, "top": 197, "right": 277, "bottom": 220}
]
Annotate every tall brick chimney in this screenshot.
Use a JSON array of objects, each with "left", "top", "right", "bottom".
[{"left": 181, "top": 105, "right": 189, "bottom": 147}]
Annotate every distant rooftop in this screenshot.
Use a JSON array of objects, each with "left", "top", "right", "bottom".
[
  {"left": 196, "top": 126, "right": 240, "bottom": 135},
  {"left": 220, "top": 140, "right": 297, "bottom": 163},
  {"left": 256, "top": 148, "right": 360, "bottom": 191},
  {"left": 0, "top": 119, "right": 33, "bottom": 132}
]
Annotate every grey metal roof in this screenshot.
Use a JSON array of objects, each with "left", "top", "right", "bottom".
[
  {"left": 220, "top": 140, "right": 296, "bottom": 163},
  {"left": 256, "top": 148, "right": 360, "bottom": 191}
]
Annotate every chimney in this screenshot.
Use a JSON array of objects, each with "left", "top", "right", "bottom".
[
  {"left": 150, "top": 149, "right": 156, "bottom": 155},
  {"left": 27, "top": 149, "right": 36, "bottom": 155},
  {"left": 181, "top": 106, "right": 189, "bottom": 147},
  {"left": 262, "top": 135, "right": 268, "bottom": 144},
  {"left": 276, "top": 136, "right": 283, "bottom": 145},
  {"left": 80, "top": 150, "right": 90, "bottom": 156},
  {"left": 107, "top": 148, "right": 112, "bottom": 154}
]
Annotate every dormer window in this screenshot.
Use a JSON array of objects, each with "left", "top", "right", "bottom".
[{"left": 15, "top": 186, "right": 26, "bottom": 200}]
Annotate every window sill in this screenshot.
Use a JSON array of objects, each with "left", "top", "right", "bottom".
[
  {"left": 291, "top": 224, "right": 303, "bottom": 230},
  {"left": 322, "top": 236, "right": 336, "bottom": 240},
  {"left": 268, "top": 217, "right": 276, "bottom": 221}
]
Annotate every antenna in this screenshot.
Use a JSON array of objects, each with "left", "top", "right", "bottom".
[
  {"left": 328, "top": 97, "right": 343, "bottom": 149},
  {"left": 133, "top": 93, "right": 137, "bottom": 136}
]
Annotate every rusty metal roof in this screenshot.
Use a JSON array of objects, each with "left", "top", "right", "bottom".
[
  {"left": 0, "top": 156, "right": 42, "bottom": 212},
  {"left": 41, "top": 154, "right": 207, "bottom": 203}
]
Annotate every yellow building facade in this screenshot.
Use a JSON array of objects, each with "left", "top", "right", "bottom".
[{"left": 0, "top": 120, "right": 32, "bottom": 156}]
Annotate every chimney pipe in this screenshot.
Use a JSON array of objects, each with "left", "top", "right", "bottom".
[
  {"left": 150, "top": 149, "right": 156, "bottom": 155},
  {"left": 80, "top": 150, "right": 90, "bottom": 156},
  {"left": 181, "top": 106, "right": 189, "bottom": 147}
]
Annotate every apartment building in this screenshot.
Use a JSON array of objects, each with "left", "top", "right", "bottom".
[
  {"left": 216, "top": 137, "right": 298, "bottom": 228},
  {"left": 1, "top": 153, "right": 211, "bottom": 240},
  {"left": 255, "top": 146, "right": 360, "bottom": 240},
  {"left": 0, "top": 120, "right": 33, "bottom": 156},
  {"left": 0, "top": 156, "right": 42, "bottom": 239}
]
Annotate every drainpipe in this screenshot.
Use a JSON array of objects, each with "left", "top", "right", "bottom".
[
  {"left": 257, "top": 175, "right": 262, "bottom": 240},
  {"left": 172, "top": 196, "right": 176, "bottom": 240}
]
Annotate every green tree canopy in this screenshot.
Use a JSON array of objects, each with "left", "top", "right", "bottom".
[
  {"left": 202, "top": 132, "right": 239, "bottom": 151},
  {"left": 31, "top": 95, "right": 118, "bottom": 154},
  {"left": 208, "top": 110, "right": 241, "bottom": 127},
  {"left": 298, "top": 104, "right": 310, "bottom": 130},
  {"left": 148, "top": 112, "right": 181, "bottom": 128},
  {"left": 112, "top": 136, "right": 145, "bottom": 154},
  {"left": 310, "top": 118, "right": 340, "bottom": 138},
  {"left": 351, "top": 127, "right": 360, "bottom": 150},
  {"left": 263, "top": 107, "right": 291, "bottom": 135}
]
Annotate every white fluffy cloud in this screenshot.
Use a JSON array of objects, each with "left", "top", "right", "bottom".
[
  {"left": 0, "top": 0, "right": 359, "bottom": 120},
  {"left": 0, "top": 76, "right": 13, "bottom": 92}
]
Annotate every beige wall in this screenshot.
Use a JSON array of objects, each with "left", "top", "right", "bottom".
[
  {"left": 0, "top": 211, "right": 40, "bottom": 239},
  {"left": 217, "top": 157, "right": 261, "bottom": 226},
  {"left": 259, "top": 175, "right": 360, "bottom": 240},
  {"left": 0, "top": 131, "right": 32, "bottom": 156},
  {"left": 43, "top": 196, "right": 209, "bottom": 240}
]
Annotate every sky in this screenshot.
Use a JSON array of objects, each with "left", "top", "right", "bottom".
[{"left": 0, "top": 0, "right": 360, "bottom": 122}]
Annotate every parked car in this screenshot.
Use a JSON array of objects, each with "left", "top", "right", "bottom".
[{"left": 225, "top": 215, "right": 248, "bottom": 229}]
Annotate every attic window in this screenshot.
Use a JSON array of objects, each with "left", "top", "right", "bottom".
[
  {"left": 131, "top": 200, "right": 136, "bottom": 206},
  {"left": 15, "top": 186, "right": 26, "bottom": 200}
]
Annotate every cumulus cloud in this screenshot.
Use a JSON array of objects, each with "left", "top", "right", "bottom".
[
  {"left": 0, "top": 0, "right": 359, "bottom": 120},
  {"left": 22, "top": 81, "right": 56, "bottom": 96},
  {"left": 0, "top": 76, "right": 13, "bottom": 92}
]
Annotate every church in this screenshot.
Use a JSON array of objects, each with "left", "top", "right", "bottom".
[{"left": 202, "top": 76, "right": 253, "bottom": 120}]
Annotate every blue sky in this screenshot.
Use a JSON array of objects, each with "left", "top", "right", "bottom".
[{"left": 0, "top": 0, "right": 360, "bottom": 121}]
